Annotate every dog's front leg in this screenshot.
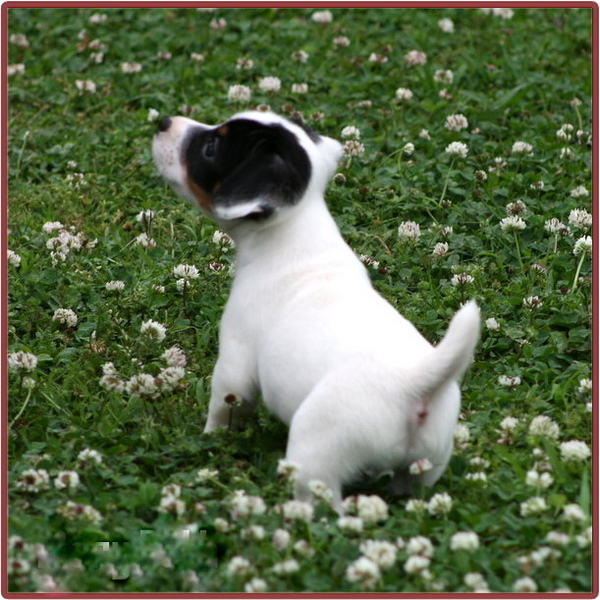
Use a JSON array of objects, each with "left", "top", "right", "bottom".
[{"left": 203, "top": 354, "right": 259, "bottom": 432}]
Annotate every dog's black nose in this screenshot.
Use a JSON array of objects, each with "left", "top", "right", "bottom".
[{"left": 157, "top": 116, "right": 172, "bottom": 133}]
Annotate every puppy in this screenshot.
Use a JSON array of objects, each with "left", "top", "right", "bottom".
[{"left": 153, "top": 111, "right": 480, "bottom": 513}]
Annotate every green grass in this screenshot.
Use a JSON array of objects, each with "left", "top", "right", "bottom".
[{"left": 6, "top": 6, "right": 594, "bottom": 594}]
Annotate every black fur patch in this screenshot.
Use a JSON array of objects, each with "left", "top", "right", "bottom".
[{"left": 184, "top": 118, "right": 312, "bottom": 219}]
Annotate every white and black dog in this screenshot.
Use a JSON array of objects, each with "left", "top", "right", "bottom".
[{"left": 153, "top": 111, "right": 480, "bottom": 513}]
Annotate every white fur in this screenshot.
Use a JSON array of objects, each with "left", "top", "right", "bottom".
[{"left": 153, "top": 111, "right": 480, "bottom": 513}]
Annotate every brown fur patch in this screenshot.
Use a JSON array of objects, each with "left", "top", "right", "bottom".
[
  {"left": 216, "top": 125, "right": 229, "bottom": 137},
  {"left": 185, "top": 176, "right": 213, "bottom": 214}
]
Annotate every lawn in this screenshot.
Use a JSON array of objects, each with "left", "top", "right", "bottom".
[{"left": 5, "top": 5, "right": 595, "bottom": 594}]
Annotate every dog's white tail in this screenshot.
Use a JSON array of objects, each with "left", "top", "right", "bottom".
[{"left": 412, "top": 300, "right": 480, "bottom": 397}]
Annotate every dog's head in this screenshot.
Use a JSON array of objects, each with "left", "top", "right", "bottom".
[{"left": 152, "top": 111, "right": 343, "bottom": 224}]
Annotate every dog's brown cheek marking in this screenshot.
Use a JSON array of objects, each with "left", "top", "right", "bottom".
[{"left": 185, "top": 176, "right": 214, "bottom": 214}]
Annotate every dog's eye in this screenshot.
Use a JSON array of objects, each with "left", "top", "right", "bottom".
[{"left": 203, "top": 138, "right": 217, "bottom": 159}]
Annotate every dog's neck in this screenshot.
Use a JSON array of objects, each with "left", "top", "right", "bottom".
[{"left": 222, "top": 192, "right": 354, "bottom": 271}]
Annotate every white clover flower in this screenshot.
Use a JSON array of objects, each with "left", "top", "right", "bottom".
[
  {"left": 525, "top": 470, "right": 554, "bottom": 489},
  {"left": 212, "top": 230, "right": 235, "bottom": 247},
  {"left": 511, "top": 141, "right": 533, "bottom": 156},
  {"left": 241, "top": 524, "right": 265, "bottom": 541},
  {"left": 438, "top": 18, "right": 454, "bottom": 32},
  {"left": 244, "top": 578, "right": 267, "bottom": 593},
  {"left": 402, "top": 142, "right": 415, "bottom": 155},
  {"left": 272, "top": 528, "right": 291, "bottom": 551},
  {"left": 172, "top": 264, "right": 199, "bottom": 280},
  {"left": 568, "top": 208, "right": 592, "bottom": 230},
  {"left": 125, "top": 374, "right": 159, "bottom": 398},
  {"left": 359, "top": 540, "right": 397, "bottom": 569},
  {"left": 140, "top": 319, "right": 167, "bottom": 343},
  {"left": 404, "top": 554, "right": 430, "bottom": 575},
  {"left": 337, "top": 516, "right": 364, "bottom": 533},
  {"left": 450, "top": 531, "right": 479, "bottom": 551},
  {"left": 134, "top": 233, "right": 156, "bottom": 248},
  {"left": 308, "top": 480, "right": 333, "bottom": 502},
  {"left": 147, "top": 108, "right": 160, "bottom": 122},
  {"left": 10, "top": 33, "right": 30, "bottom": 47},
  {"left": 190, "top": 52, "right": 205, "bottom": 62},
  {"left": 226, "top": 556, "right": 252, "bottom": 577},
  {"left": 432, "top": 242, "right": 449, "bottom": 257},
  {"left": 577, "top": 378, "right": 592, "bottom": 394},
  {"left": 291, "top": 83, "right": 308, "bottom": 94},
  {"left": 545, "top": 531, "right": 570, "bottom": 546},
  {"left": 465, "top": 472, "right": 487, "bottom": 483},
  {"left": 77, "top": 448, "right": 103, "bottom": 466},
  {"left": 276, "top": 459, "right": 300, "bottom": 481},
  {"left": 227, "top": 85, "right": 251, "bottom": 103},
  {"left": 121, "top": 62, "right": 142, "bottom": 73},
  {"left": 500, "top": 215, "right": 526, "bottom": 232},
  {"left": 271, "top": 558, "right": 300, "bottom": 575},
  {"left": 445, "top": 141, "right": 468, "bottom": 158},
  {"left": 158, "top": 494, "right": 185, "bottom": 516},
  {"left": 8, "top": 64, "right": 25, "bottom": 76},
  {"left": 434, "top": 68, "right": 454, "bottom": 84},
  {"left": 427, "top": 492, "right": 453, "bottom": 515},
  {"left": 341, "top": 126, "right": 361, "bottom": 139},
  {"left": 514, "top": 576, "right": 537, "bottom": 592},
  {"left": 8, "top": 351, "right": 38, "bottom": 373},
  {"left": 282, "top": 499, "right": 313, "bottom": 522},
  {"left": 570, "top": 185, "right": 589, "bottom": 198},
  {"left": 485, "top": 317, "right": 500, "bottom": 331},
  {"left": 520, "top": 496, "right": 548, "bottom": 517},
  {"left": 42, "top": 221, "right": 66, "bottom": 235},
  {"left": 291, "top": 50, "right": 309, "bottom": 63},
  {"left": 343, "top": 140, "right": 365, "bottom": 157},
  {"left": 230, "top": 490, "right": 267, "bottom": 519},
  {"left": 54, "top": 471, "right": 80, "bottom": 491},
  {"left": 346, "top": 556, "right": 381, "bottom": 589},
  {"left": 454, "top": 423, "right": 471, "bottom": 447},
  {"left": 359, "top": 255, "right": 380, "bottom": 269},
  {"left": 523, "top": 295, "right": 543, "bottom": 309},
  {"left": 333, "top": 36, "right": 350, "bottom": 47},
  {"left": 465, "top": 573, "right": 489, "bottom": 592},
  {"left": 395, "top": 87, "right": 414, "bottom": 101},
  {"left": 196, "top": 468, "right": 218, "bottom": 483},
  {"left": 529, "top": 415, "right": 560, "bottom": 439},
  {"left": 105, "top": 280, "right": 125, "bottom": 292},
  {"left": 21, "top": 377, "right": 36, "bottom": 390},
  {"left": 544, "top": 218, "right": 567, "bottom": 234},
  {"left": 576, "top": 526, "right": 592, "bottom": 547},
  {"left": 17, "top": 469, "right": 50, "bottom": 492},
  {"left": 451, "top": 273, "right": 474, "bottom": 286},
  {"left": 398, "top": 221, "right": 421, "bottom": 242},
  {"left": 559, "top": 440, "right": 591, "bottom": 462},
  {"left": 258, "top": 76, "right": 281, "bottom": 93},
  {"left": 405, "top": 499, "right": 427, "bottom": 514},
  {"left": 404, "top": 50, "right": 427, "bottom": 66},
  {"left": 8, "top": 250, "right": 21, "bottom": 267},
  {"left": 213, "top": 518, "right": 229, "bottom": 532},
  {"left": 563, "top": 503, "right": 586, "bottom": 522},
  {"left": 161, "top": 346, "right": 187, "bottom": 368},
  {"left": 409, "top": 458, "right": 433, "bottom": 475},
  {"left": 75, "top": 80, "right": 97, "bottom": 94},
  {"left": 407, "top": 536, "right": 434, "bottom": 557},
  {"left": 52, "top": 308, "right": 78, "bottom": 328},
  {"left": 573, "top": 235, "right": 592, "bottom": 257},
  {"left": 445, "top": 113, "right": 469, "bottom": 132},
  {"left": 311, "top": 9, "right": 333, "bottom": 23},
  {"left": 356, "top": 495, "right": 389, "bottom": 523},
  {"left": 157, "top": 366, "right": 185, "bottom": 392}
]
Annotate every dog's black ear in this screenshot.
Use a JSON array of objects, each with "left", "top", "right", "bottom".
[{"left": 211, "top": 120, "right": 312, "bottom": 221}]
